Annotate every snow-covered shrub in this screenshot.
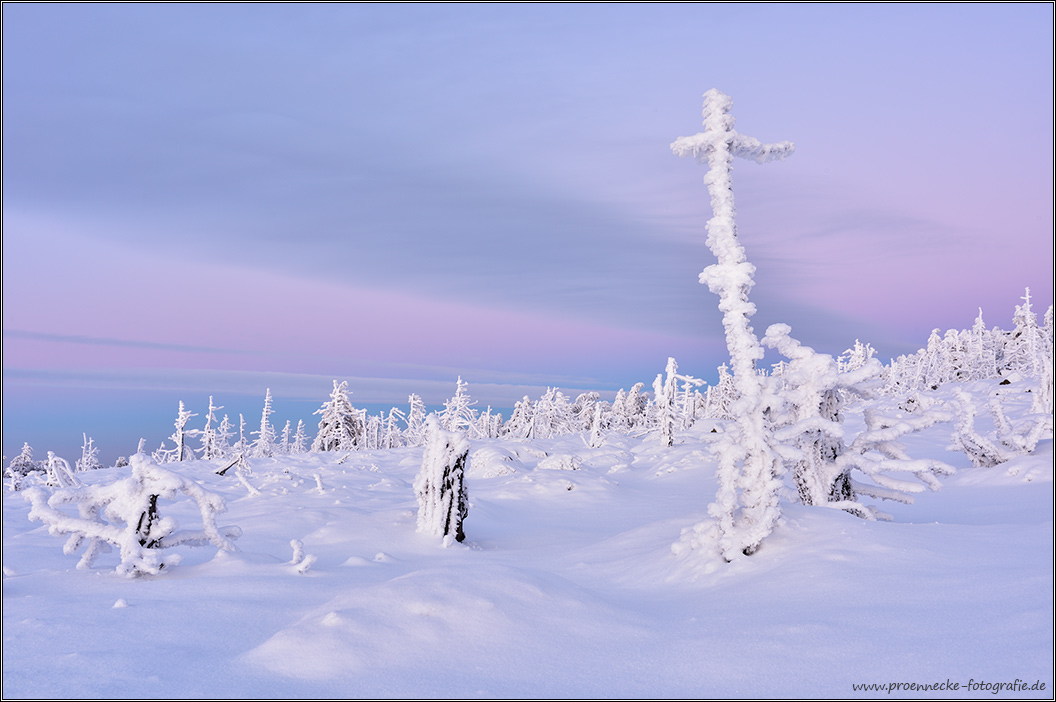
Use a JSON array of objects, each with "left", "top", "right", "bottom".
[
  {"left": 23, "top": 453, "right": 241, "bottom": 576},
  {"left": 414, "top": 415, "right": 469, "bottom": 544},
  {"left": 949, "top": 384, "right": 1053, "bottom": 467},
  {"left": 215, "top": 452, "right": 262, "bottom": 496},
  {"left": 536, "top": 454, "right": 582, "bottom": 471},
  {"left": 948, "top": 388, "right": 1016, "bottom": 468},
  {"left": 831, "top": 398, "right": 954, "bottom": 519},
  {"left": 468, "top": 446, "right": 522, "bottom": 478}
]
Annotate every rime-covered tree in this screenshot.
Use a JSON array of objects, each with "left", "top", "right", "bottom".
[
  {"left": 215, "top": 414, "right": 234, "bottom": 459},
  {"left": 232, "top": 414, "right": 249, "bottom": 459},
  {"left": 439, "top": 377, "right": 478, "bottom": 437},
  {"left": 5, "top": 443, "right": 42, "bottom": 491},
  {"left": 474, "top": 406, "right": 502, "bottom": 440},
  {"left": 671, "top": 88, "right": 794, "bottom": 559},
  {"left": 198, "top": 396, "right": 224, "bottom": 460},
  {"left": 169, "top": 401, "right": 198, "bottom": 462},
  {"left": 621, "top": 382, "right": 649, "bottom": 430},
  {"left": 278, "top": 420, "right": 292, "bottom": 455},
  {"left": 504, "top": 396, "right": 535, "bottom": 439},
  {"left": 530, "top": 387, "right": 576, "bottom": 439},
  {"left": 1006, "top": 288, "right": 1046, "bottom": 380},
  {"left": 653, "top": 358, "right": 680, "bottom": 446},
  {"left": 414, "top": 415, "right": 469, "bottom": 544},
  {"left": 404, "top": 394, "right": 427, "bottom": 447},
  {"left": 8, "top": 442, "right": 40, "bottom": 477},
  {"left": 966, "top": 310, "right": 999, "bottom": 381},
  {"left": 677, "top": 373, "right": 705, "bottom": 430},
  {"left": 837, "top": 340, "right": 876, "bottom": 375},
  {"left": 588, "top": 403, "right": 606, "bottom": 448},
  {"left": 312, "top": 380, "right": 364, "bottom": 452},
  {"left": 76, "top": 434, "right": 102, "bottom": 473},
  {"left": 251, "top": 389, "right": 277, "bottom": 458},
  {"left": 291, "top": 419, "right": 309, "bottom": 454},
  {"left": 363, "top": 413, "right": 382, "bottom": 450},
  {"left": 704, "top": 363, "right": 737, "bottom": 420},
  {"left": 383, "top": 407, "right": 406, "bottom": 449},
  {"left": 571, "top": 392, "right": 600, "bottom": 433}
]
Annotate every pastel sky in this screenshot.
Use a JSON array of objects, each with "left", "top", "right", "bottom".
[{"left": 3, "top": 4, "right": 1053, "bottom": 463}]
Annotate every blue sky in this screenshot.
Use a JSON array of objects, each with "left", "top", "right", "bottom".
[{"left": 3, "top": 3, "right": 1053, "bottom": 462}]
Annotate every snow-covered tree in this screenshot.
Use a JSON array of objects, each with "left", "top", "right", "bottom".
[
  {"left": 414, "top": 415, "right": 469, "bottom": 544},
  {"left": 670, "top": 88, "right": 794, "bottom": 560},
  {"left": 291, "top": 419, "right": 309, "bottom": 454},
  {"left": 168, "top": 401, "right": 198, "bottom": 462},
  {"left": 250, "top": 389, "right": 276, "bottom": 458},
  {"left": 529, "top": 387, "right": 577, "bottom": 439},
  {"left": 571, "top": 392, "right": 600, "bottom": 433},
  {"left": 653, "top": 357, "right": 681, "bottom": 446},
  {"left": 504, "top": 396, "right": 535, "bottom": 439},
  {"left": 363, "top": 412, "right": 382, "bottom": 450},
  {"left": 474, "top": 406, "right": 503, "bottom": 440},
  {"left": 837, "top": 339, "right": 876, "bottom": 374},
  {"left": 232, "top": 414, "right": 249, "bottom": 459},
  {"left": 76, "top": 434, "right": 102, "bottom": 473},
  {"left": 405, "top": 394, "right": 427, "bottom": 447},
  {"left": 312, "top": 381, "right": 364, "bottom": 452},
  {"left": 704, "top": 364, "right": 737, "bottom": 420},
  {"left": 622, "top": 382, "right": 649, "bottom": 431},
  {"left": 588, "top": 403, "right": 606, "bottom": 449},
  {"left": 439, "top": 377, "right": 478, "bottom": 436},
  {"left": 5, "top": 443, "right": 42, "bottom": 491},
  {"left": 383, "top": 407, "right": 406, "bottom": 449},
  {"left": 198, "top": 396, "right": 224, "bottom": 460},
  {"left": 1005, "top": 288, "right": 1046, "bottom": 380},
  {"left": 215, "top": 414, "right": 234, "bottom": 459},
  {"left": 966, "top": 310, "right": 999, "bottom": 381},
  {"left": 23, "top": 452, "right": 241, "bottom": 577},
  {"left": 278, "top": 420, "right": 292, "bottom": 455}
]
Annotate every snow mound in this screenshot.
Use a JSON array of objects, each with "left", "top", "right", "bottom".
[{"left": 467, "top": 446, "right": 522, "bottom": 478}]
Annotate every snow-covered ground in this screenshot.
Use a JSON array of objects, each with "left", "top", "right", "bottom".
[{"left": 3, "top": 391, "right": 1052, "bottom": 698}]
